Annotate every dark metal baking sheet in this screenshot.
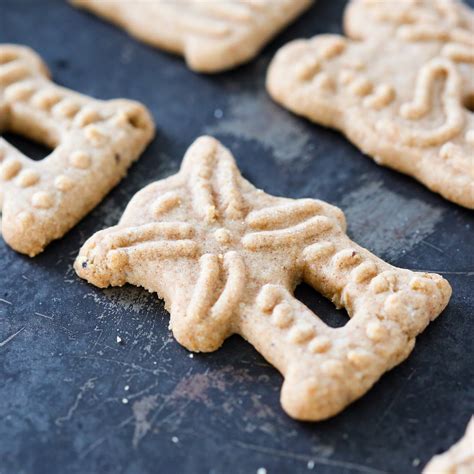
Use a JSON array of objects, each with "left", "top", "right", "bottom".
[{"left": 1, "top": 1, "right": 473, "bottom": 473}]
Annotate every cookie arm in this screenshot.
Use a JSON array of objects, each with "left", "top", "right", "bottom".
[{"left": 238, "top": 237, "right": 450, "bottom": 421}]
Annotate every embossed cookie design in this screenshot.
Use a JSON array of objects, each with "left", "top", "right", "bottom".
[
  {"left": 71, "top": 0, "right": 313, "bottom": 73},
  {"left": 75, "top": 136, "right": 451, "bottom": 421},
  {"left": 0, "top": 45, "right": 154, "bottom": 256},
  {"left": 267, "top": 0, "right": 474, "bottom": 208}
]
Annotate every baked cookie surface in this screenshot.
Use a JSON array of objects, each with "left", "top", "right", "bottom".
[
  {"left": 267, "top": 0, "right": 474, "bottom": 208},
  {"left": 0, "top": 45, "right": 154, "bottom": 256},
  {"left": 424, "top": 417, "right": 474, "bottom": 474},
  {"left": 71, "top": 0, "right": 313, "bottom": 73},
  {"left": 75, "top": 136, "right": 451, "bottom": 421}
]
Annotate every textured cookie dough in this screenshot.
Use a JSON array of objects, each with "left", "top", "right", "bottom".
[
  {"left": 267, "top": 0, "right": 474, "bottom": 208},
  {"left": 71, "top": 0, "right": 313, "bottom": 73},
  {"left": 0, "top": 45, "right": 154, "bottom": 256},
  {"left": 75, "top": 136, "right": 451, "bottom": 421},
  {"left": 424, "top": 417, "right": 474, "bottom": 474}
]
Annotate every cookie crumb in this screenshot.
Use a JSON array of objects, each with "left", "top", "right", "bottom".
[
  {"left": 188, "top": 353, "right": 194, "bottom": 358},
  {"left": 116, "top": 335, "right": 124, "bottom": 345}
]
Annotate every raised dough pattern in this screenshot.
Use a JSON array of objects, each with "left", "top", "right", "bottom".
[
  {"left": 267, "top": 0, "right": 474, "bottom": 208},
  {"left": 75, "top": 136, "right": 452, "bottom": 421},
  {"left": 0, "top": 44, "right": 154, "bottom": 256}
]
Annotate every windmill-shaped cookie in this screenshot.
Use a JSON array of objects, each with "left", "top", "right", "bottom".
[
  {"left": 75, "top": 136, "right": 451, "bottom": 421},
  {"left": 71, "top": 0, "right": 313, "bottom": 73},
  {"left": 0, "top": 45, "right": 154, "bottom": 256},
  {"left": 267, "top": 0, "right": 474, "bottom": 208}
]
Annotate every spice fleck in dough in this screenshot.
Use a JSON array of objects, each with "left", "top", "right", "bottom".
[
  {"left": 75, "top": 136, "right": 451, "bottom": 421},
  {"left": 267, "top": 0, "right": 474, "bottom": 208}
]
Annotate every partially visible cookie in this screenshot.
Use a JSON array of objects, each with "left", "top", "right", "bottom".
[
  {"left": 0, "top": 44, "right": 155, "bottom": 256},
  {"left": 71, "top": 0, "right": 313, "bottom": 73},
  {"left": 267, "top": 0, "right": 474, "bottom": 208},
  {"left": 75, "top": 135, "right": 451, "bottom": 421},
  {"left": 424, "top": 417, "right": 474, "bottom": 474}
]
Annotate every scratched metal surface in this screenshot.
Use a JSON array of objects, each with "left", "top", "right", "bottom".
[{"left": 1, "top": 1, "right": 473, "bottom": 473}]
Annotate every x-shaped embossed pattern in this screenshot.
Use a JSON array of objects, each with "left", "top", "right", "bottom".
[
  {"left": 0, "top": 45, "right": 154, "bottom": 256},
  {"left": 268, "top": 0, "right": 474, "bottom": 208},
  {"left": 75, "top": 136, "right": 451, "bottom": 420}
]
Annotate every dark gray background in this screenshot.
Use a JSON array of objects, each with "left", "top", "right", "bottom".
[{"left": 1, "top": 1, "right": 473, "bottom": 473}]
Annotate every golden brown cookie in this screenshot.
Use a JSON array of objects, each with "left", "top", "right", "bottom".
[
  {"left": 424, "top": 417, "right": 474, "bottom": 474},
  {"left": 75, "top": 136, "right": 451, "bottom": 421},
  {"left": 0, "top": 45, "right": 154, "bottom": 256},
  {"left": 267, "top": 0, "right": 474, "bottom": 208},
  {"left": 71, "top": 0, "right": 313, "bottom": 73}
]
